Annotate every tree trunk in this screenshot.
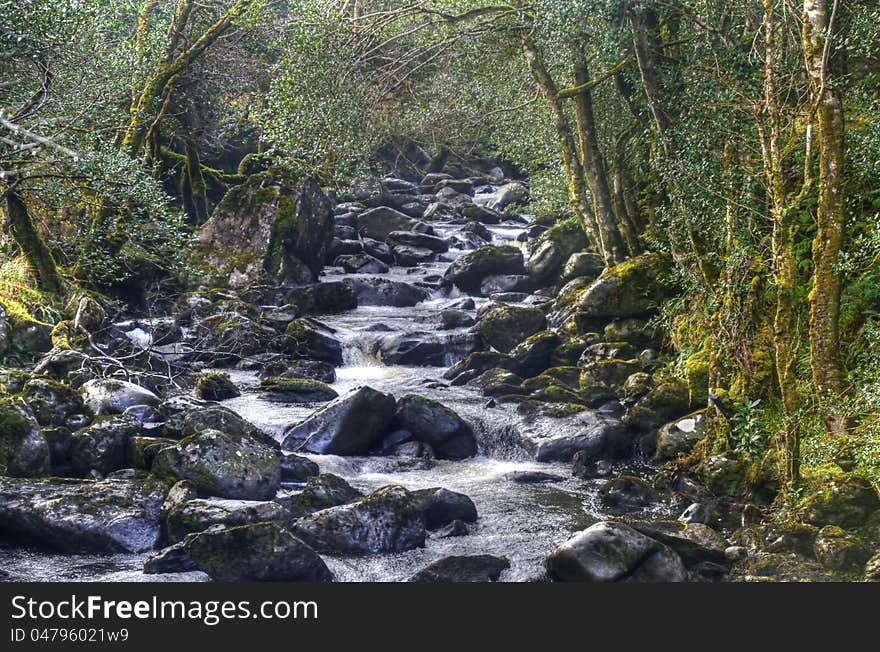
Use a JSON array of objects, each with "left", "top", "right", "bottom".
[
  {"left": 520, "top": 37, "right": 602, "bottom": 256},
  {"left": 571, "top": 60, "right": 628, "bottom": 265},
  {"left": 804, "top": 0, "right": 847, "bottom": 434},
  {"left": 2, "top": 189, "right": 62, "bottom": 294}
]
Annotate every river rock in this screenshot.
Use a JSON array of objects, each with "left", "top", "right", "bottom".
[
  {"left": 362, "top": 237, "right": 394, "bottom": 263},
  {"left": 357, "top": 206, "right": 418, "bottom": 240},
  {"left": 627, "top": 520, "right": 728, "bottom": 565},
  {"left": 344, "top": 277, "right": 430, "bottom": 307},
  {"left": 409, "top": 555, "right": 510, "bottom": 582},
  {"left": 533, "top": 412, "right": 633, "bottom": 463},
  {"left": 484, "top": 182, "right": 528, "bottom": 212},
  {"left": 283, "top": 318, "right": 343, "bottom": 365},
  {"left": 276, "top": 474, "right": 362, "bottom": 518},
  {"left": 511, "top": 331, "right": 560, "bottom": 378},
  {"left": 291, "top": 485, "right": 425, "bottom": 554},
  {"left": 476, "top": 304, "right": 546, "bottom": 353},
  {"left": 444, "top": 245, "right": 524, "bottom": 294},
  {"left": 527, "top": 222, "right": 589, "bottom": 283},
  {"left": 165, "top": 497, "right": 291, "bottom": 543},
  {"left": 386, "top": 230, "right": 449, "bottom": 253},
  {"left": 71, "top": 415, "right": 143, "bottom": 476},
  {"left": 194, "top": 372, "right": 240, "bottom": 401},
  {"left": 371, "top": 330, "right": 478, "bottom": 367},
  {"left": 150, "top": 522, "right": 332, "bottom": 581},
  {"left": 392, "top": 244, "right": 435, "bottom": 266},
  {"left": 394, "top": 395, "right": 477, "bottom": 459},
  {"left": 260, "top": 359, "right": 337, "bottom": 384},
  {"left": 80, "top": 378, "right": 160, "bottom": 415},
  {"left": 21, "top": 378, "right": 85, "bottom": 428},
  {"left": 0, "top": 399, "right": 50, "bottom": 477},
  {"left": 280, "top": 453, "right": 320, "bottom": 482},
  {"left": 282, "top": 386, "right": 397, "bottom": 455},
  {"left": 598, "top": 475, "right": 661, "bottom": 510},
  {"left": 440, "top": 309, "right": 475, "bottom": 329},
  {"left": 413, "top": 487, "right": 478, "bottom": 529},
  {"left": 546, "top": 521, "right": 687, "bottom": 582},
  {"left": 337, "top": 253, "right": 389, "bottom": 274},
  {"left": 259, "top": 377, "right": 339, "bottom": 403},
  {"left": 152, "top": 429, "right": 281, "bottom": 500},
  {"left": 284, "top": 281, "right": 358, "bottom": 314},
  {"left": 656, "top": 411, "right": 707, "bottom": 460},
  {"left": 624, "top": 378, "right": 691, "bottom": 432},
  {"left": 561, "top": 251, "right": 604, "bottom": 283},
  {"left": 0, "top": 476, "right": 166, "bottom": 552}
]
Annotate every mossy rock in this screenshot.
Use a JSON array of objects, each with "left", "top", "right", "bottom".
[
  {"left": 800, "top": 474, "right": 880, "bottom": 529},
  {"left": 526, "top": 220, "right": 589, "bottom": 283},
  {"left": 194, "top": 372, "right": 241, "bottom": 401},
  {"left": 0, "top": 398, "right": 50, "bottom": 477},
  {"left": 476, "top": 304, "right": 546, "bottom": 353},
  {"left": 259, "top": 377, "right": 338, "bottom": 403},
  {"left": 624, "top": 377, "right": 691, "bottom": 432},
  {"left": 576, "top": 252, "right": 673, "bottom": 319},
  {"left": 531, "top": 384, "right": 586, "bottom": 406},
  {"left": 521, "top": 366, "right": 581, "bottom": 392}
]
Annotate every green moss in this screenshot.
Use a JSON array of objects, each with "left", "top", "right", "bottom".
[
  {"left": 535, "top": 384, "right": 586, "bottom": 405},
  {"left": 264, "top": 193, "right": 298, "bottom": 276},
  {"left": 260, "top": 377, "right": 330, "bottom": 393},
  {"left": 195, "top": 372, "right": 240, "bottom": 401},
  {"left": 684, "top": 348, "right": 710, "bottom": 407}
]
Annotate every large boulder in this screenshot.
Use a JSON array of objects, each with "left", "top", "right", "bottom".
[
  {"left": 409, "top": 555, "right": 510, "bottom": 582},
  {"left": 291, "top": 485, "right": 426, "bottom": 554},
  {"left": 444, "top": 246, "right": 524, "bottom": 294},
  {"left": 148, "top": 522, "right": 332, "bottom": 581},
  {"left": 576, "top": 252, "right": 671, "bottom": 319},
  {"left": 165, "top": 497, "right": 291, "bottom": 543},
  {"left": 624, "top": 378, "right": 691, "bottom": 432},
  {"left": 412, "top": 487, "right": 478, "bottom": 529},
  {"left": 476, "top": 304, "right": 546, "bottom": 353},
  {"left": 72, "top": 415, "right": 143, "bottom": 476},
  {"left": 394, "top": 395, "right": 477, "bottom": 460},
  {"left": 532, "top": 412, "right": 633, "bottom": 463},
  {"left": 281, "top": 386, "right": 397, "bottom": 455},
  {"left": 0, "top": 476, "right": 166, "bottom": 552},
  {"left": 195, "top": 173, "right": 333, "bottom": 287},
  {"left": 152, "top": 429, "right": 281, "bottom": 500},
  {"left": 344, "top": 277, "right": 430, "bottom": 307},
  {"left": 546, "top": 521, "right": 687, "bottom": 582},
  {"left": 626, "top": 520, "right": 728, "bottom": 566},
  {"left": 357, "top": 206, "right": 418, "bottom": 240},
  {"left": 0, "top": 399, "right": 50, "bottom": 477},
  {"left": 80, "top": 378, "right": 160, "bottom": 416}
]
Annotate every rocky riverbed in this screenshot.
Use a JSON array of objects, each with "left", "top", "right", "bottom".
[{"left": 2, "top": 167, "right": 878, "bottom": 583}]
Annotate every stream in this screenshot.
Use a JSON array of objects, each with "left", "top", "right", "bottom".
[{"left": 2, "top": 192, "right": 668, "bottom": 582}]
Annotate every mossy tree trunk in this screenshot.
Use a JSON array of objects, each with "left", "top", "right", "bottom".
[
  {"left": 803, "top": 0, "right": 848, "bottom": 435},
  {"left": 2, "top": 188, "right": 62, "bottom": 294},
  {"left": 571, "top": 57, "right": 628, "bottom": 264},
  {"left": 521, "top": 37, "right": 602, "bottom": 257},
  {"left": 759, "top": 0, "right": 804, "bottom": 488}
]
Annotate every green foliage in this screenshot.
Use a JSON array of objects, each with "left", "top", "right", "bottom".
[{"left": 731, "top": 397, "right": 768, "bottom": 458}]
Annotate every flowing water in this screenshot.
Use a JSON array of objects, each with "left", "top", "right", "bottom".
[{"left": 1, "top": 196, "right": 667, "bottom": 582}]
